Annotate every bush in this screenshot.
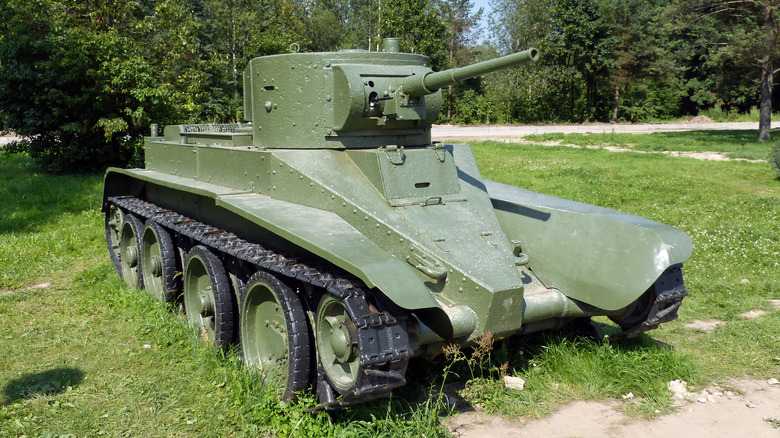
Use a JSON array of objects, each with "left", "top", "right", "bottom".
[{"left": 0, "top": 1, "right": 177, "bottom": 172}]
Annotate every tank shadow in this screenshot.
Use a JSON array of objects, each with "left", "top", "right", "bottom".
[{"left": 2, "top": 367, "right": 84, "bottom": 405}]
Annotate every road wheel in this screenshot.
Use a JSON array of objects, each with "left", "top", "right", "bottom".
[
  {"left": 141, "top": 220, "right": 179, "bottom": 303},
  {"left": 316, "top": 295, "right": 360, "bottom": 392},
  {"left": 183, "top": 245, "right": 234, "bottom": 350},
  {"left": 105, "top": 205, "right": 124, "bottom": 279},
  {"left": 118, "top": 214, "right": 144, "bottom": 289},
  {"left": 241, "top": 271, "right": 312, "bottom": 400}
]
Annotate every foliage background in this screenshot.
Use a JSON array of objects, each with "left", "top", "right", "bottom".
[{"left": 1, "top": 0, "right": 780, "bottom": 171}]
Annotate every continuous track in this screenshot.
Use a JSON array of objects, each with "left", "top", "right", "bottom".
[{"left": 108, "top": 195, "right": 411, "bottom": 409}]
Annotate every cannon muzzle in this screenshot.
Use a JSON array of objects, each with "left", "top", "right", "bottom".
[{"left": 393, "top": 48, "right": 539, "bottom": 97}]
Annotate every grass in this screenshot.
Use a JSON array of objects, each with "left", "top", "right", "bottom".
[
  {"left": 1, "top": 130, "right": 779, "bottom": 436},
  {"left": 522, "top": 130, "right": 772, "bottom": 161}
]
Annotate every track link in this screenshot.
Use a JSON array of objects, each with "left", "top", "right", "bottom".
[
  {"left": 611, "top": 264, "right": 688, "bottom": 340},
  {"left": 108, "top": 196, "right": 410, "bottom": 409}
]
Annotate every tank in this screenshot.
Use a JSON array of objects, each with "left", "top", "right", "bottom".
[
  {"left": 102, "top": 39, "right": 692, "bottom": 408},
  {"left": 772, "top": 143, "right": 780, "bottom": 176}
]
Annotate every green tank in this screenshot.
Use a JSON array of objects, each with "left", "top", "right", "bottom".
[
  {"left": 771, "top": 143, "right": 780, "bottom": 176},
  {"left": 102, "top": 39, "right": 691, "bottom": 408}
]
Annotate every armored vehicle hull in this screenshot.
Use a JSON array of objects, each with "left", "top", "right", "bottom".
[{"left": 103, "top": 43, "right": 691, "bottom": 408}]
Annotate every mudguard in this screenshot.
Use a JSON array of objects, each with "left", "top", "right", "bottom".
[
  {"left": 103, "top": 168, "right": 440, "bottom": 311},
  {"left": 487, "top": 180, "right": 692, "bottom": 311}
]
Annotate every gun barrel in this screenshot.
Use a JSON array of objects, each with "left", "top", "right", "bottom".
[{"left": 394, "top": 48, "right": 539, "bottom": 97}]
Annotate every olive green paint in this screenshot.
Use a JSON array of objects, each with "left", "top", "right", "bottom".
[{"left": 103, "top": 45, "right": 692, "bottom": 347}]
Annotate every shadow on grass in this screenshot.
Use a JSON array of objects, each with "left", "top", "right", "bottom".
[{"left": 2, "top": 367, "right": 85, "bottom": 405}]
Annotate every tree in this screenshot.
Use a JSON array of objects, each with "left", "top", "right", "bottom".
[
  {"left": 546, "top": 0, "right": 615, "bottom": 121},
  {"left": 0, "top": 0, "right": 178, "bottom": 172},
  {"left": 601, "top": 0, "right": 680, "bottom": 122},
  {"left": 378, "top": 0, "right": 450, "bottom": 69},
  {"left": 670, "top": 0, "right": 780, "bottom": 140},
  {"left": 436, "top": 0, "right": 482, "bottom": 119}
]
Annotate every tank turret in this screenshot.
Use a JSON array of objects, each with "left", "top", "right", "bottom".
[
  {"left": 242, "top": 39, "right": 538, "bottom": 149},
  {"left": 103, "top": 41, "right": 691, "bottom": 409}
]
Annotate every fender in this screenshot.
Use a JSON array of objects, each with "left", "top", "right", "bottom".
[
  {"left": 487, "top": 180, "right": 692, "bottom": 311},
  {"left": 103, "top": 168, "right": 441, "bottom": 311}
]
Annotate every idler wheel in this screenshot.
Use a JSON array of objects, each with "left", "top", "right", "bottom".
[
  {"left": 118, "top": 214, "right": 144, "bottom": 289},
  {"left": 140, "top": 220, "right": 179, "bottom": 303},
  {"left": 105, "top": 205, "right": 124, "bottom": 278},
  {"left": 183, "top": 245, "right": 234, "bottom": 350},
  {"left": 316, "top": 295, "right": 360, "bottom": 392},
  {"left": 240, "top": 271, "right": 312, "bottom": 400}
]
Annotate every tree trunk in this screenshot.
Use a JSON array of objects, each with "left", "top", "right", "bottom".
[
  {"left": 448, "top": 26, "right": 455, "bottom": 120},
  {"left": 612, "top": 67, "right": 621, "bottom": 123},
  {"left": 758, "top": 4, "right": 775, "bottom": 142}
]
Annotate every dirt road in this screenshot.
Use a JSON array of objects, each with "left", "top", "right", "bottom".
[{"left": 431, "top": 121, "right": 758, "bottom": 142}]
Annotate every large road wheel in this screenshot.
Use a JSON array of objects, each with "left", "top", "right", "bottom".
[
  {"left": 140, "top": 220, "right": 179, "bottom": 303},
  {"left": 118, "top": 214, "right": 144, "bottom": 289},
  {"left": 315, "top": 295, "right": 360, "bottom": 392},
  {"left": 105, "top": 205, "right": 124, "bottom": 279},
  {"left": 183, "top": 245, "right": 234, "bottom": 350},
  {"left": 240, "top": 271, "right": 312, "bottom": 400}
]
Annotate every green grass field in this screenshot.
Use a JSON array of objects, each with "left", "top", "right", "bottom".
[
  {"left": 525, "top": 130, "right": 771, "bottom": 160},
  {"left": 1, "top": 131, "right": 778, "bottom": 437}
]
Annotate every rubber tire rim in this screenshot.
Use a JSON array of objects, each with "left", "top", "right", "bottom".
[
  {"left": 105, "top": 205, "right": 124, "bottom": 279},
  {"left": 241, "top": 271, "right": 312, "bottom": 400},
  {"left": 316, "top": 295, "right": 360, "bottom": 392},
  {"left": 141, "top": 220, "right": 179, "bottom": 303},
  {"left": 183, "top": 245, "right": 234, "bottom": 350},
  {"left": 118, "top": 214, "right": 144, "bottom": 289}
]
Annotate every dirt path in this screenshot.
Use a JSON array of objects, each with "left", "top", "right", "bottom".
[
  {"left": 431, "top": 121, "right": 759, "bottom": 141},
  {"left": 447, "top": 379, "right": 780, "bottom": 438}
]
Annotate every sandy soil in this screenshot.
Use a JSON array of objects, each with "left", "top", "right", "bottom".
[
  {"left": 447, "top": 379, "right": 780, "bottom": 438},
  {"left": 446, "top": 304, "right": 780, "bottom": 437},
  {"left": 431, "top": 121, "right": 759, "bottom": 140}
]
